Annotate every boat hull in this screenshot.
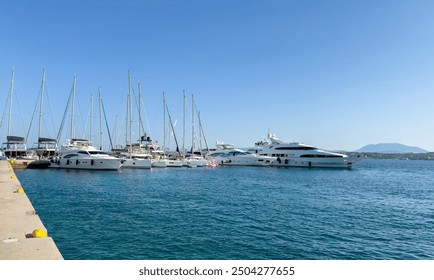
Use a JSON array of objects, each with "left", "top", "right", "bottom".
[
  {"left": 270, "top": 156, "right": 361, "bottom": 168},
  {"left": 166, "top": 160, "right": 183, "bottom": 167},
  {"left": 49, "top": 158, "right": 122, "bottom": 170},
  {"left": 214, "top": 155, "right": 275, "bottom": 166},
  {"left": 121, "top": 158, "right": 152, "bottom": 169},
  {"left": 151, "top": 159, "right": 168, "bottom": 168}
]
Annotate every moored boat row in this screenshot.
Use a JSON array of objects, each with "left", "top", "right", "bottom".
[
  {"left": 2, "top": 133, "right": 363, "bottom": 170},
  {"left": 1, "top": 69, "right": 363, "bottom": 170}
]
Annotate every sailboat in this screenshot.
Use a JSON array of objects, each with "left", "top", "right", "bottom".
[
  {"left": 161, "top": 92, "right": 184, "bottom": 167},
  {"left": 1, "top": 69, "right": 37, "bottom": 164},
  {"left": 27, "top": 69, "right": 58, "bottom": 160},
  {"left": 116, "top": 72, "right": 152, "bottom": 169},
  {"left": 182, "top": 94, "right": 209, "bottom": 167},
  {"left": 50, "top": 77, "right": 123, "bottom": 170}
]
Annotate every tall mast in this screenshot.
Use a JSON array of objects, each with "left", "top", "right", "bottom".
[
  {"left": 196, "top": 107, "right": 210, "bottom": 153},
  {"left": 7, "top": 69, "right": 15, "bottom": 137},
  {"left": 128, "top": 71, "right": 133, "bottom": 157},
  {"left": 70, "top": 76, "right": 76, "bottom": 139},
  {"left": 182, "top": 90, "right": 186, "bottom": 158},
  {"left": 163, "top": 92, "right": 166, "bottom": 152},
  {"left": 198, "top": 111, "right": 203, "bottom": 154},
  {"left": 138, "top": 82, "right": 142, "bottom": 142},
  {"left": 89, "top": 94, "right": 93, "bottom": 142},
  {"left": 38, "top": 69, "right": 46, "bottom": 143},
  {"left": 191, "top": 94, "right": 195, "bottom": 154},
  {"left": 166, "top": 102, "right": 180, "bottom": 154},
  {"left": 99, "top": 88, "right": 103, "bottom": 150}
]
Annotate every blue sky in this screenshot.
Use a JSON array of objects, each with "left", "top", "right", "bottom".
[{"left": 1, "top": 0, "right": 434, "bottom": 151}]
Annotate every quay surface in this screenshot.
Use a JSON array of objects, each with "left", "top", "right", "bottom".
[{"left": 0, "top": 160, "right": 63, "bottom": 259}]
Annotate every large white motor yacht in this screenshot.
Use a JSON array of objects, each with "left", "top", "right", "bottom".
[
  {"left": 50, "top": 139, "right": 123, "bottom": 170},
  {"left": 206, "top": 141, "right": 276, "bottom": 166},
  {"left": 253, "top": 133, "right": 362, "bottom": 168}
]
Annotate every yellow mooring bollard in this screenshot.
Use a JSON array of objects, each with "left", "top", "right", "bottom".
[{"left": 32, "top": 229, "right": 48, "bottom": 238}]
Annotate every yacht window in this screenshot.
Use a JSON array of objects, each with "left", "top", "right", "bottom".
[
  {"left": 300, "top": 154, "right": 343, "bottom": 158},
  {"left": 78, "top": 151, "right": 89, "bottom": 155},
  {"left": 88, "top": 151, "right": 107, "bottom": 155},
  {"left": 64, "top": 154, "right": 78, "bottom": 158},
  {"left": 275, "top": 146, "right": 316, "bottom": 150}
]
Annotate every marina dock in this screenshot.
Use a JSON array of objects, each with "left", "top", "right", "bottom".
[{"left": 0, "top": 160, "right": 63, "bottom": 260}]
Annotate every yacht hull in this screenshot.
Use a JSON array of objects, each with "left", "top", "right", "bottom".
[
  {"left": 49, "top": 158, "right": 122, "bottom": 170},
  {"left": 121, "top": 158, "right": 152, "bottom": 169},
  {"left": 270, "top": 157, "right": 358, "bottom": 168}
]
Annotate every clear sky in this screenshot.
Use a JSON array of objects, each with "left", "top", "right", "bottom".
[{"left": 1, "top": 0, "right": 434, "bottom": 152}]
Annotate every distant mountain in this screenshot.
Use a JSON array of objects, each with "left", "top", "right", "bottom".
[{"left": 356, "top": 143, "right": 429, "bottom": 153}]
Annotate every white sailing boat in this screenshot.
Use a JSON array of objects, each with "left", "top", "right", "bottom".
[
  {"left": 159, "top": 92, "right": 183, "bottom": 167},
  {"left": 117, "top": 72, "right": 152, "bottom": 169},
  {"left": 1, "top": 69, "right": 37, "bottom": 161},
  {"left": 27, "top": 69, "right": 58, "bottom": 159},
  {"left": 184, "top": 94, "right": 210, "bottom": 167}
]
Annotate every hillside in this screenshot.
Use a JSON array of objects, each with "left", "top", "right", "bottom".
[{"left": 356, "top": 143, "right": 429, "bottom": 153}]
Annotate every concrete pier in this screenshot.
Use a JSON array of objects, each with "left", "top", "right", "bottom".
[{"left": 0, "top": 160, "right": 63, "bottom": 259}]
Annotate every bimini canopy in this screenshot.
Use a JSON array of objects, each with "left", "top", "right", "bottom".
[
  {"left": 38, "top": 137, "right": 57, "bottom": 143},
  {"left": 6, "top": 136, "right": 25, "bottom": 143}
]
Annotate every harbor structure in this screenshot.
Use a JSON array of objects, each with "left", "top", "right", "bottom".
[{"left": 0, "top": 160, "right": 63, "bottom": 259}]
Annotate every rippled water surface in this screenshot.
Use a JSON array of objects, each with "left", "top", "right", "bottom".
[{"left": 15, "top": 159, "right": 434, "bottom": 259}]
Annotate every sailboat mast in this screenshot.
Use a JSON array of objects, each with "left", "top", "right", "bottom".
[
  {"left": 99, "top": 88, "right": 103, "bottom": 150},
  {"left": 70, "top": 76, "right": 76, "bottom": 139},
  {"left": 89, "top": 94, "right": 93, "bottom": 142},
  {"left": 38, "top": 69, "right": 46, "bottom": 144},
  {"left": 191, "top": 94, "right": 195, "bottom": 154},
  {"left": 7, "top": 69, "right": 15, "bottom": 137},
  {"left": 182, "top": 90, "right": 186, "bottom": 158},
  {"left": 163, "top": 92, "right": 166, "bottom": 152},
  {"left": 138, "top": 82, "right": 142, "bottom": 143},
  {"left": 197, "top": 109, "right": 210, "bottom": 153},
  {"left": 128, "top": 71, "right": 133, "bottom": 157},
  {"left": 166, "top": 102, "right": 180, "bottom": 154},
  {"left": 198, "top": 111, "right": 203, "bottom": 154}
]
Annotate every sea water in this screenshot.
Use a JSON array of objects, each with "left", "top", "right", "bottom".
[{"left": 15, "top": 159, "right": 434, "bottom": 260}]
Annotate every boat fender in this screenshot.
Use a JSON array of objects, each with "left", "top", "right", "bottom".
[
  {"left": 76, "top": 159, "right": 79, "bottom": 165},
  {"left": 285, "top": 159, "right": 289, "bottom": 164},
  {"left": 277, "top": 157, "right": 281, "bottom": 163},
  {"left": 66, "top": 159, "right": 70, "bottom": 165},
  {"left": 91, "top": 159, "right": 94, "bottom": 165}
]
